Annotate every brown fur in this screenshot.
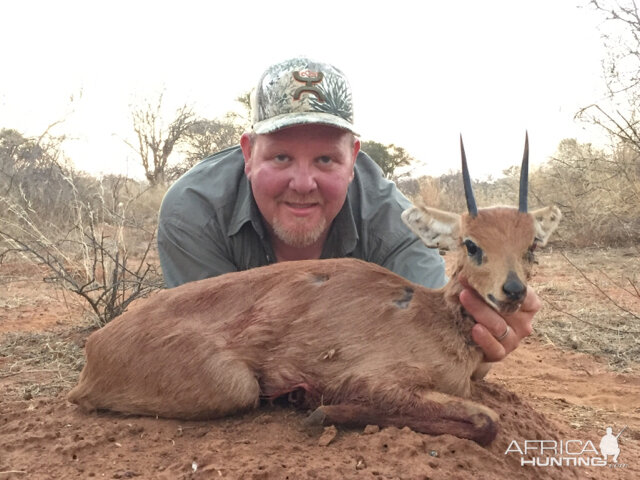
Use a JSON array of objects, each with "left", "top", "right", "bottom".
[
  {"left": 68, "top": 205, "right": 560, "bottom": 447},
  {"left": 457, "top": 208, "right": 536, "bottom": 306}
]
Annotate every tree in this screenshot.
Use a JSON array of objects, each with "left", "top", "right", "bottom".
[
  {"left": 577, "top": 1, "right": 640, "bottom": 151},
  {"left": 0, "top": 123, "right": 66, "bottom": 184},
  {"left": 168, "top": 117, "right": 244, "bottom": 180},
  {"left": 129, "top": 94, "right": 198, "bottom": 186},
  {"left": 0, "top": 129, "right": 38, "bottom": 192},
  {"left": 167, "top": 92, "right": 253, "bottom": 180},
  {"left": 0, "top": 125, "right": 73, "bottom": 220},
  {"left": 184, "top": 117, "right": 244, "bottom": 164},
  {"left": 360, "top": 140, "right": 414, "bottom": 179},
  {"left": 532, "top": 138, "right": 639, "bottom": 245},
  {"left": 235, "top": 91, "right": 252, "bottom": 125}
]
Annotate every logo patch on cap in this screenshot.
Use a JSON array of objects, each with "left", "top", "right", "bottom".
[
  {"left": 292, "top": 70, "right": 326, "bottom": 102},
  {"left": 251, "top": 57, "right": 357, "bottom": 135}
]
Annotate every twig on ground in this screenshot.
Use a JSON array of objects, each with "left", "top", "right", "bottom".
[
  {"left": 541, "top": 296, "right": 640, "bottom": 334},
  {"left": 596, "top": 266, "right": 640, "bottom": 299},
  {"left": 560, "top": 251, "right": 640, "bottom": 321},
  {"left": 0, "top": 369, "right": 61, "bottom": 379}
]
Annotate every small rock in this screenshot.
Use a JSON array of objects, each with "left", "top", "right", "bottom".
[
  {"left": 318, "top": 425, "right": 338, "bottom": 446},
  {"left": 355, "top": 456, "right": 366, "bottom": 470},
  {"left": 429, "top": 450, "right": 439, "bottom": 457},
  {"left": 255, "top": 414, "right": 273, "bottom": 424},
  {"left": 363, "top": 425, "right": 380, "bottom": 434}
]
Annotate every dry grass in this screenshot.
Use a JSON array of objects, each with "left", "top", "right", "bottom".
[
  {"left": 0, "top": 328, "right": 87, "bottom": 401},
  {"left": 532, "top": 247, "right": 640, "bottom": 371},
  {"left": 0, "top": 174, "right": 165, "bottom": 326}
]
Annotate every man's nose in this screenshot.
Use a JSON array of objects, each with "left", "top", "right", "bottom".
[{"left": 289, "top": 163, "right": 317, "bottom": 193}]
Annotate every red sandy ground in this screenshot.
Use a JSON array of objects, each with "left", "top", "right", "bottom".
[{"left": 1, "top": 252, "right": 639, "bottom": 479}]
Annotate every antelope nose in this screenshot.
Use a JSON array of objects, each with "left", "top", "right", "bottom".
[{"left": 503, "top": 271, "right": 526, "bottom": 301}]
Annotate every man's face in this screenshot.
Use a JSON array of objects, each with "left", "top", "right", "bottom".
[{"left": 241, "top": 124, "right": 359, "bottom": 248}]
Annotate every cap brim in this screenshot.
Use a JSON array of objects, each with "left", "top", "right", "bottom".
[{"left": 253, "top": 112, "right": 358, "bottom": 136}]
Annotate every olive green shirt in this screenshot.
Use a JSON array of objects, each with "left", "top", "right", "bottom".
[{"left": 158, "top": 146, "right": 446, "bottom": 289}]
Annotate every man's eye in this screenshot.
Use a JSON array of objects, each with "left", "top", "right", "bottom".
[
  {"left": 274, "top": 155, "right": 290, "bottom": 163},
  {"left": 316, "top": 156, "right": 332, "bottom": 165}
]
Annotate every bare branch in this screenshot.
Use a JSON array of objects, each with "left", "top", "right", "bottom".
[
  {"left": 560, "top": 251, "right": 640, "bottom": 320},
  {"left": 0, "top": 171, "right": 163, "bottom": 327},
  {"left": 130, "top": 94, "right": 198, "bottom": 186},
  {"left": 542, "top": 296, "right": 640, "bottom": 334}
]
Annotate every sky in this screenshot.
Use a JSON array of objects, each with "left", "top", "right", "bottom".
[{"left": 0, "top": 0, "right": 612, "bottom": 180}]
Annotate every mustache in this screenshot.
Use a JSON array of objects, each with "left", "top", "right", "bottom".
[{"left": 279, "top": 194, "right": 323, "bottom": 205}]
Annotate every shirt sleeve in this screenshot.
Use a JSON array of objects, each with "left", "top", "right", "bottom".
[
  {"left": 157, "top": 208, "right": 238, "bottom": 288},
  {"left": 354, "top": 152, "right": 447, "bottom": 289},
  {"left": 380, "top": 236, "right": 447, "bottom": 289}
]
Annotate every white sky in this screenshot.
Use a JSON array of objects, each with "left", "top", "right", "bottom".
[{"left": 1, "top": 0, "right": 610, "bottom": 180}]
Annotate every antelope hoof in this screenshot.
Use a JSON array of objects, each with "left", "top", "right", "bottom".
[{"left": 303, "top": 406, "right": 327, "bottom": 427}]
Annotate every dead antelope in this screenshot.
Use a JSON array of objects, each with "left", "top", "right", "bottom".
[{"left": 68, "top": 134, "right": 560, "bottom": 446}]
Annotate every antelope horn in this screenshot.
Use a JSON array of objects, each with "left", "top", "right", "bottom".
[
  {"left": 460, "top": 135, "right": 478, "bottom": 218},
  {"left": 519, "top": 132, "right": 529, "bottom": 213}
]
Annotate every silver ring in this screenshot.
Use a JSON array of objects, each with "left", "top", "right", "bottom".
[{"left": 496, "top": 325, "right": 510, "bottom": 342}]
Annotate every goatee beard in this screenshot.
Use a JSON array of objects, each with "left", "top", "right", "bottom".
[{"left": 271, "top": 217, "right": 327, "bottom": 248}]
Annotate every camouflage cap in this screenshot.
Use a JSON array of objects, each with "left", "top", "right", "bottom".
[{"left": 251, "top": 57, "right": 357, "bottom": 135}]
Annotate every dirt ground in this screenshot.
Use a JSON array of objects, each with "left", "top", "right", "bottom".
[{"left": 1, "top": 248, "right": 639, "bottom": 479}]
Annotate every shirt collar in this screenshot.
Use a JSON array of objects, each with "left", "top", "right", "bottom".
[
  {"left": 320, "top": 194, "right": 359, "bottom": 258},
  {"left": 228, "top": 175, "right": 266, "bottom": 238}
]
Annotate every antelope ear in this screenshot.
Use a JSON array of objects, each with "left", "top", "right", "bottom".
[
  {"left": 402, "top": 206, "right": 461, "bottom": 250},
  {"left": 531, "top": 206, "right": 562, "bottom": 246}
]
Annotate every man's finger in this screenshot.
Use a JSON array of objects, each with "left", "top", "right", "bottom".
[
  {"left": 459, "top": 288, "right": 508, "bottom": 339},
  {"left": 471, "top": 323, "right": 509, "bottom": 362}
]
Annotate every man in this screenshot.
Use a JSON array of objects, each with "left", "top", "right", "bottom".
[{"left": 158, "top": 57, "right": 540, "bottom": 362}]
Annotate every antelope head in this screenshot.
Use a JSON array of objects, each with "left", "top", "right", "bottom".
[{"left": 401, "top": 134, "right": 561, "bottom": 314}]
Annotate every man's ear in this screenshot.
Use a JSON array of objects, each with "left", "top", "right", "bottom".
[
  {"left": 240, "top": 132, "right": 254, "bottom": 178},
  {"left": 349, "top": 136, "right": 360, "bottom": 183}
]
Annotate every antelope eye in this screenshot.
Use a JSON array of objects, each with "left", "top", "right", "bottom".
[
  {"left": 464, "top": 240, "right": 478, "bottom": 255},
  {"left": 463, "top": 239, "right": 483, "bottom": 264}
]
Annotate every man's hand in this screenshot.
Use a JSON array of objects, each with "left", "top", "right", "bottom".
[{"left": 459, "top": 279, "right": 541, "bottom": 362}]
